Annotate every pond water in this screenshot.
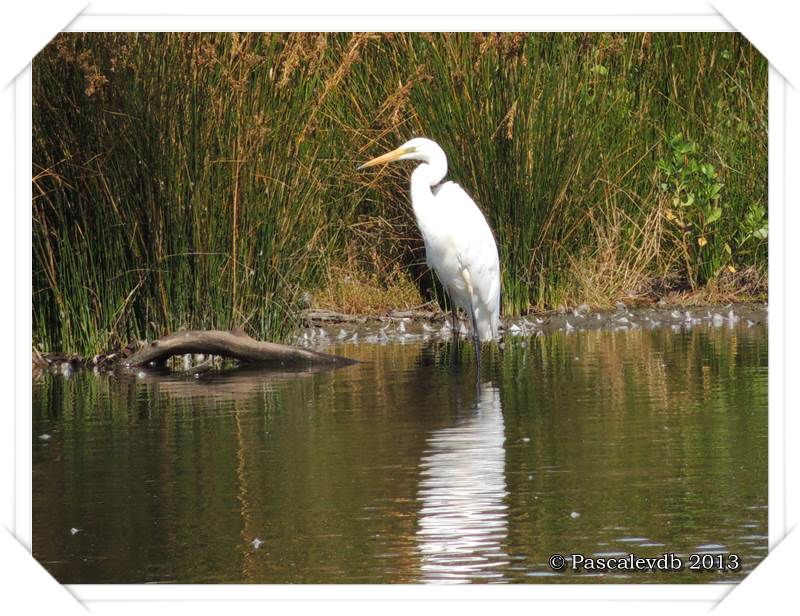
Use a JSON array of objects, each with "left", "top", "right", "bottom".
[{"left": 32, "top": 306, "right": 768, "bottom": 584}]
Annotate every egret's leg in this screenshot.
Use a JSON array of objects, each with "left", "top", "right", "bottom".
[
  {"left": 447, "top": 294, "right": 459, "bottom": 366},
  {"left": 451, "top": 306, "right": 460, "bottom": 366},
  {"left": 470, "top": 308, "right": 482, "bottom": 371},
  {"left": 460, "top": 269, "right": 482, "bottom": 371}
]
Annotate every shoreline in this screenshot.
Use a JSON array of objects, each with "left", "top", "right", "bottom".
[
  {"left": 34, "top": 301, "right": 768, "bottom": 375},
  {"left": 293, "top": 301, "right": 768, "bottom": 348}
]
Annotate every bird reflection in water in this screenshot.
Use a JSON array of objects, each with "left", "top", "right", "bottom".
[{"left": 416, "top": 383, "right": 509, "bottom": 583}]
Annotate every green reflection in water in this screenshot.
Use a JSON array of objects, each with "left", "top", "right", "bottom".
[{"left": 33, "top": 321, "right": 767, "bottom": 583}]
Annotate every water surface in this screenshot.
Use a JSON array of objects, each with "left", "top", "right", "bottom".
[{"left": 32, "top": 308, "right": 768, "bottom": 583}]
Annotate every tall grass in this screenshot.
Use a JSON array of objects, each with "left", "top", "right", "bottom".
[{"left": 33, "top": 33, "right": 767, "bottom": 354}]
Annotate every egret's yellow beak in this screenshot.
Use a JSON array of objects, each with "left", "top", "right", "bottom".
[{"left": 357, "top": 146, "right": 415, "bottom": 170}]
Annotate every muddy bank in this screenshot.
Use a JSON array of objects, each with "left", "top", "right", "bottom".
[
  {"left": 34, "top": 302, "right": 766, "bottom": 377},
  {"left": 293, "top": 302, "right": 768, "bottom": 349}
]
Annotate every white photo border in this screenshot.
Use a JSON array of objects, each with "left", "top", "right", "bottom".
[{"left": 8, "top": 5, "right": 790, "bottom": 613}]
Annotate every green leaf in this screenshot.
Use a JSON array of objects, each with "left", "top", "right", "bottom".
[
  {"left": 700, "top": 163, "right": 716, "bottom": 178},
  {"left": 706, "top": 206, "right": 722, "bottom": 225},
  {"left": 656, "top": 159, "right": 671, "bottom": 175},
  {"left": 590, "top": 64, "right": 608, "bottom": 75}
]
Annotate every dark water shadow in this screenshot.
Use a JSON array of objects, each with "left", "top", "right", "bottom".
[{"left": 112, "top": 362, "right": 353, "bottom": 402}]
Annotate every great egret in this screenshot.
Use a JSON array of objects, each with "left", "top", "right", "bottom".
[{"left": 358, "top": 137, "right": 501, "bottom": 365}]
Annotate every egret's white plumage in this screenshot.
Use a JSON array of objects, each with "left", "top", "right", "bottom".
[{"left": 358, "top": 137, "right": 501, "bottom": 352}]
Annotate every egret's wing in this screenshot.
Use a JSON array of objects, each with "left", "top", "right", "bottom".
[{"left": 434, "top": 181, "right": 501, "bottom": 312}]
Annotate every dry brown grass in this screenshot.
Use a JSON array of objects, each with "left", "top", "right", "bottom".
[
  {"left": 313, "top": 260, "right": 424, "bottom": 315},
  {"left": 658, "top": 266, "right": 767, "bottom": 306},
  {"left": 556, "top": 184, "right": 676, "bottom": 308}
]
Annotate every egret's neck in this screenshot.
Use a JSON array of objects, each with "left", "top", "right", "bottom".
[{"left": 410, "top": 157, "right": 447, "bottom": 218}]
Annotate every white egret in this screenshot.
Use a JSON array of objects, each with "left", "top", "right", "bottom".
[{"left": 358, "top": 137, "right": 501, "bottom": 365}]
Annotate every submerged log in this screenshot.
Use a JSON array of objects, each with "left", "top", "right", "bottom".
[{"left": 125, "top": 329, "right": 356, "bottom": 368}]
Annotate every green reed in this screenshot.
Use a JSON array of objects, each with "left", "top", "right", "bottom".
[{"left": 33, "top": 33, "right": 767, "bottom": 354}]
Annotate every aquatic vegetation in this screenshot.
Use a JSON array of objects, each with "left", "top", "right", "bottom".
[{"left": 32, "top": 33, "right": 767, "bottom": 354}]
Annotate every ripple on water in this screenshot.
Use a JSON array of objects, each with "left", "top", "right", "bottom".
[{"left": 32, "top": 306, "right": 768, "bottom": 583}]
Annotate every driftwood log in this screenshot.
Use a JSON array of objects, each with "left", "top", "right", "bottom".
[{"left": 125, "top": 329, "right": 356, "bottom": 368}]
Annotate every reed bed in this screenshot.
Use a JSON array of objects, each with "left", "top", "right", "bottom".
[{"left": 33, "top": 33, "right": 767, "bottom": 354}]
